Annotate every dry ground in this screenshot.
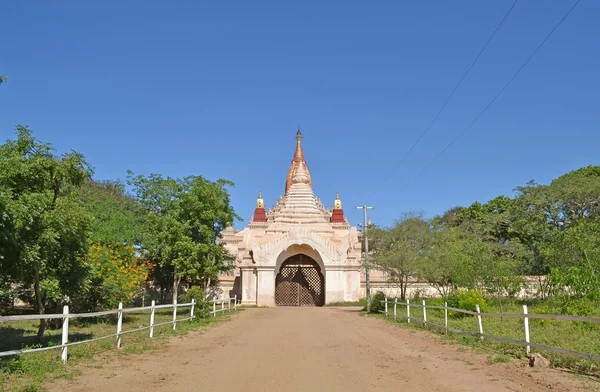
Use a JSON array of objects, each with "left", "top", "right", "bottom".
[{"left": 50, "top": 307, "right": 597, "bottom": 391}]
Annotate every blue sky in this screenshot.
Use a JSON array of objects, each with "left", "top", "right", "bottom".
[{"left": 1, "top": 0, "right": 598, "bottom": 229}]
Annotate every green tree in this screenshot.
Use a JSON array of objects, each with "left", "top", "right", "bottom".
[
  {"left": 0, "top": 75, "right": 6, "bottom": 85},
  {"left": 433, "top": 206, "right": 465, "bottom": 229},
  {"left": 418, "top": 226, "right": 489, "bottom": 297},
  {"left": 77, "top": 179, "right": 144, "bottom": 245},
  {"left": 71, "top": 179, "right": 149, "bottom": 310},
  {"left": 510, "top": 167, "right": 600, "bottom": 296},
  {"left": 0, "top": 126, "right": 92, "bottom": 337},
  {"left": 369, "top": 212, "right": 430, "bottom": 299},
  {"left": 127, "top": 172, "right": 239, "bottom": 302}
]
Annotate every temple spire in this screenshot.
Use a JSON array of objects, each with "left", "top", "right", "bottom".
[
  {"left": 294, "top": 127, "right": 304, "bottom": 161},
  {"left": 285, "top": 127, "right": 312, "bottom": 195}
]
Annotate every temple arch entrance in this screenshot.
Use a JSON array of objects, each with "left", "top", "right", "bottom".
[{"left": 275, "top": 254, "right": 325, "bottom": 306}]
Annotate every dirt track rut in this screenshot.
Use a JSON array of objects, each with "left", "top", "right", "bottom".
[{"left": 52, "top": 307, "right": 593, "bottom": 391}]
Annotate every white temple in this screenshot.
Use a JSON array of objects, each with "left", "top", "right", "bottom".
[{"left": 218, "top": 130, "right": 363, "bottom": 306}]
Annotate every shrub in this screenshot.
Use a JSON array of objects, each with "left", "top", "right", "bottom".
[
  {"left": 182, "top": 286, "right": 209, "bottom": 319},
  {"left": 561, "top": 297, "right": 599, "bottom": 330},
  {"left": 563, "top": 297, "right": 596, "bottom": 317},
  {"left": 447, "top": 289, "right": 487, "bottom": 318},
  {"left": 366, "top": 291, "right": 386, "bottom": 314},
  {"left": 530, "top": 303, "right": 554, "bottom": 328}
]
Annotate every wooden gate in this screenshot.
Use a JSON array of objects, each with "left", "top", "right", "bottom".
[{"left": 275, "top": 255, "right": 324, "bottom": 306}]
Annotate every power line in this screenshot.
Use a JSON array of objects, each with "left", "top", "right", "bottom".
[
  {"left": 372, "top": 0, "right": 519, "bottom": 196},
  {"left": 395, "top": 0, "right": 582, "bottom": 194}
]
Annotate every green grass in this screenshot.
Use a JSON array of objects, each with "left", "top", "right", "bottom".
[
  {"left": 487, "top": 354, "right": 510, "bottom": 364},
  {"left": 376, "top": 299, "right": 600, "bottom": 377},
  {"left": 0, "top": 307, "right": 239, "bottom": 392},
  {"left": 325, "top": 298, "right": 367, "bottom": 307}
]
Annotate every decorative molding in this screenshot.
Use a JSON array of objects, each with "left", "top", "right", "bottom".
[{"left": 250, "top": 228, "right": 351, "bottom": 265}]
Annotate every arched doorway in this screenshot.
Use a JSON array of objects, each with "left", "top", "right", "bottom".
[{"left": 275, "top": 254, "right": 325, "bottom": 306}]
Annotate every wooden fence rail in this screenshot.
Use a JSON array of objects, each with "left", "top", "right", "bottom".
[
  {"left": 381, "top": 297, "right": 600, "bottom": 362},
  {"left": 0, "top": 295, "right": 237, "bottom": 363}
]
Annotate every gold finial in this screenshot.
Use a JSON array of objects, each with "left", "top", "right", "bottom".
[
  {"left": 334, "top": 190, "right": 342, "bottom": 210},
  {"left": 256, "top": 189, "right": 265, "bottom": 208}
]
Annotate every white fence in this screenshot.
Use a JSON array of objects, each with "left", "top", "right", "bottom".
[
  {"left": 0, "top": 296, "right": 237, "bottom": 363},
  {"left": 382, "top": 297, "right": 600, "bottom": 362}
]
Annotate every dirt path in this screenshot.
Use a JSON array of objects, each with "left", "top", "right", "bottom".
[{"left": 51, "top": 307, "right": 594, "bottom": 391}]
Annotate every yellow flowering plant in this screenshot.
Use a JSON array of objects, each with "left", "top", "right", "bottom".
[{"left": 82, "top": 242, "right": 149, "bottom": 310}]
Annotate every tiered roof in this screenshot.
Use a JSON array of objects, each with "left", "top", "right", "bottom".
[{"left": 270, "top": 161, "right": 331, "bottom": 224}]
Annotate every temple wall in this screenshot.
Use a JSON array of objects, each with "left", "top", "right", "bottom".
[
  {"left": 345, "top": 270, "right": 361, "bottom": 302},
  {"left": 360, "top": 276, "right": 546, "bottom": 299},
  {"left": 325, "top": 269, "right": 346, "bottom": 303},
  {"left": 257, "top": 269, "right": 276, "bottom": 306}
]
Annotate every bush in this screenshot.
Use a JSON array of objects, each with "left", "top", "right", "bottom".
[
  {"left": 563, "top": 298, "right": 599, "bottom": 331},
  {"left": 447, "top": 289, "right": 487, "bottom": 318},
  {"left": 563, "top": 297, "right": 596, "bottom": 317},
  {"left": 182, "top": 286, "right": 209, "bottom": 319},
  {"left": 365, "top": 291, "right": 386, "bottom": 314}
]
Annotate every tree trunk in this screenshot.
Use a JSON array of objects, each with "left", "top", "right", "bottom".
[
  {"left": 400, "top": 275, "right": 407, "bottom": 300},
  {"left": 537, "top": 276, "right": 546, "bottom": 299},
  {"left": 34, "top": 268, "right": 47, "bottom": 340}
]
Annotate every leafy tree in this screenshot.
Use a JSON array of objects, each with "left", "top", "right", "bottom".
[
  {"left": 0, "top": 75, "right": 6, "bottom": 86},
  {"left": 127, "top": 172, "right": 239, "bottom": 303},
  {"left": 510, "top": 167, "right": 600, "bottom": 296},
  {"left": 433, "top": 206, "right": 465, "bottom": 229},
  {"left": 541, "top": 217, "right": 600, "bottom": 270},
  {"left": 418, "top": 226, "right": 489, "bottom": 297},
  {"left": 378, "top": 165, "right": 599, "bottom": 303},
  {"left": 76, "top": 179, "right": 144, "bottom": 245},
  {"left": 369, "top": 212, "right": 430, "bottom": 299},
  {"left": 0, "top": 126, "right": 92, "bottom": 337},
  {"left": 541, "top": 217, "right": 600, "bottom": 301},
  {"left": 73, "top": 243, "right": 149, "bottom": 311}
]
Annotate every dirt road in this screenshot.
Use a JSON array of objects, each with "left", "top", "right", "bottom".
[{"left": 53, "top": 307, "right": 593, "bottom": 391}]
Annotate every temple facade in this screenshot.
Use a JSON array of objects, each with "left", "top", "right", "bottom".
[{"left": 218, "top": 130, "right": 363, "bottom": 306}]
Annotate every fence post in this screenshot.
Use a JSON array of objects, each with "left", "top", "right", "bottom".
[
  {"left": 393, "top": 299, "right": 397, "bottom": 321},
  {"left": 234, "top": 295, "right": 237, "bottom": 311},
  {"left": 384, "top": 297, "right": 388, "bottom": 316},
  {"left": 221, "top": 299, "right": 224, "bottom": 312},
  {"left": 116, "top": 302, "right": 123, "bottom": 348},
  {"left": 149, "top": 300, "right": 155, "bottom": 338},
  {"left": 444, "top": 301, "right": 448, "bottom": 334},
  {"left": 61, "top": 305, "right": 69, "bottom": 363},
  {"left": 523, "top": 305, "right": 530, "bottom": 355},
  {"left": 172, "top": 299, "right": 177, "bottom": 330},
  {"left": 407, "top": 299, "right": 411, "bottom": 323},
  {"left": 422, "top": 300, "right": 427, "bottom": 324},
  {"left": 191, "top": 299, "right": 196, "bottom": 320},
  {"left": 228, "top": 297, "right": 231, "bottom": 312},
  {"left": 213, "top": 300, "right": 216, "bottom": 317},
  {"left": 476, "top": 304, "right": 483, "bottom": 341}
]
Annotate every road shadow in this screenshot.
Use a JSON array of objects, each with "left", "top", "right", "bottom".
[
  {"left": 0, "top": 325, "right": 92, "bottom": 353},
  {"left": 326, "top": 306, "right": 364, "bottom": 313}
]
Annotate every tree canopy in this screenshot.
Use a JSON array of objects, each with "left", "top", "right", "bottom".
[
  {"left": 0, "top": 127, "right": 240, "bottom": 338},
  {"left": 127, "top": 172, "right": 240, "bottom": 302},
  {"left": 0, "top": 126, "right": 93, "bottom": 337},
  {"left": 371, "top": 165, "right": 600, "bottom": 304}
]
